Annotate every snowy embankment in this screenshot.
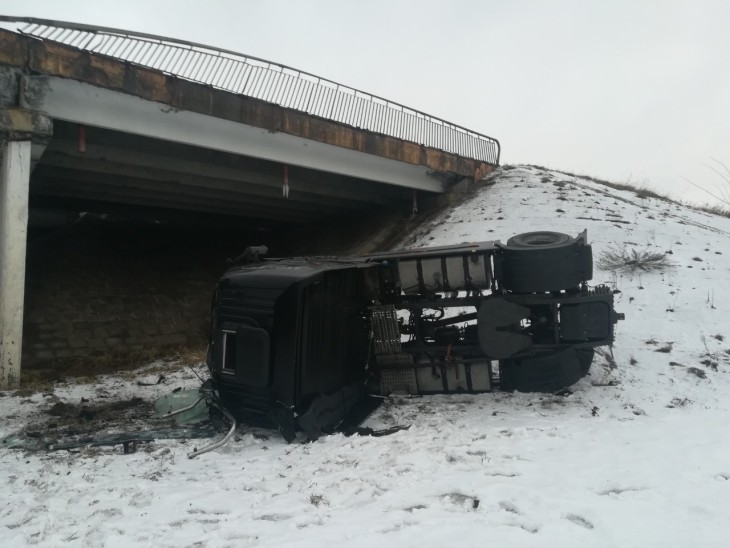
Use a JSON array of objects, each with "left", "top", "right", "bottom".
[{"left": 3, "top": 165, "right": 730, "bottom": 547}]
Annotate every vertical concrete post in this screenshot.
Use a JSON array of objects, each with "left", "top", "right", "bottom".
[{"left": 0, "top": 139, "right": 31, "bottom": 388}]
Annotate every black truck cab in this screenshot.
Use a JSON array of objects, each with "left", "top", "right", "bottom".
[{"left": 207, "top": 231, "right": 622, "bottom": 439}]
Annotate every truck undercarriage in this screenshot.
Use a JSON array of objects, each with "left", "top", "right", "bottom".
[{"left": 207, "top": 231, "right": 623, "bottom": 441}]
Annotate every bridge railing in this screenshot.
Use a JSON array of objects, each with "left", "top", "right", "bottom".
[{"left": 0, "top": 16, "right": 500, "bottom": 165}]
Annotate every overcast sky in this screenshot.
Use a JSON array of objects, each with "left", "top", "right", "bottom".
[{"left": 3, "top": 0, "right": 729, "bottom": 205}]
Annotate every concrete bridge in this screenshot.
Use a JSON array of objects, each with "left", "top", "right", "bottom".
[{"left": 0, "top": 17, "right": 500, "bottom": 387}]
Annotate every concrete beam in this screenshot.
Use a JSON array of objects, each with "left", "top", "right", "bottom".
[
  {"left": 31, "top": 176, "right": 319, "bottom": 222},
  {"left": 28, "top": 195, "right": 295, "bottom": 229},
  {"left": 36, "top": 153, "right": 387, "bottom": 212},
  {"left": 0, "top": 140, "right": 31, "bottom": 388},
  {"left": 28, "top": 77, "right": 447, "bottom": 193},
  {"left": 0, "top": 108, "right": 53, "bottom": 142},
  {"left": 44, "top": 136, "right": 401, "bottom": 205}
]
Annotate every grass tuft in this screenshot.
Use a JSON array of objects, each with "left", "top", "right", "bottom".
[
  {"left": 597, "top": 245, "right": 674, "bottom": 273},
  {"left": 18, "top": 345, "right": 206, "bottom": 390}
]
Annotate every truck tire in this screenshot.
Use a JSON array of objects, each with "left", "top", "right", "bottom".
[
  {"left": 578, "top": 348, "right": 595, "bottom": 374},
  {"left": 496, "top": 231, "right": 592, "bottom": 293},
  {"left": 506, "top": 231, "right": 574, "bottom": 248},
  {"left": 500, "top": 347, "right": 591, "bottom": 392}
]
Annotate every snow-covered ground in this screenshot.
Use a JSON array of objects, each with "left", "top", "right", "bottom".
[{"left": 3, "top": 165, "right": 730, "bottom": 547}]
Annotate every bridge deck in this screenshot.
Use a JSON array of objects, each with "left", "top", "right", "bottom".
[
  {"left": 0, "top": 20, "right": 498, "bottom": 190},
  {"left": 3, "top": 17, "right": 499, "bottom": 165}
]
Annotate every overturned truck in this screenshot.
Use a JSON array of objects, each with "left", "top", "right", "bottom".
[{"left": 206, "top": 231, "right": 623, "bottom": 440}]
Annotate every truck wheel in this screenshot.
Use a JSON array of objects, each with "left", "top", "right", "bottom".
[
  {"left": 577, "top": 348, "right": 595, "bottom": 374},
  {"left": 506, "top": 231, "right": 573, "bottom": 248},
  {"left": 500, "top": 347, "right": 590, "bottom": 392},
  {"left": 496, "top": 231, "right": 592, "bottom": 293}
]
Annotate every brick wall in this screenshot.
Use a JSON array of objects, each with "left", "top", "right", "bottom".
[{"left": 21, "top": 217, "right": 245, "bottom": 368}]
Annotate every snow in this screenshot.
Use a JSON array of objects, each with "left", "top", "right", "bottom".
[{"left": 3, "top": 165, "right": 730, "bottom": 546}]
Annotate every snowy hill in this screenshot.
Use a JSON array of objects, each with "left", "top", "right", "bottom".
[{"left": 3, "top": 165, "right": 730, "bottom": 547}]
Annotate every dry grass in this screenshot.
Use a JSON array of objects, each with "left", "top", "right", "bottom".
[
  {"left": 682, "top": 159, "right": 730, "bottom": 217},
  {"left": 17, "top": 344, "right": 206, "bottom": 391},
  {"left": 695, "top": 203, "right": 730, "bottom": 218},
  {"left": 525, "top": 165, "right": 671, "bottom": 202},
  {"left": 597, "top": 245, "right": 674, "bottom": 273},
  {"left": 522, "top": 164, "right": 730, "bottom": 219}
]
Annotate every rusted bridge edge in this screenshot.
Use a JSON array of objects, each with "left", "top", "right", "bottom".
[{"left": 0, "top": 26, "right": 498, "bottom": 183}]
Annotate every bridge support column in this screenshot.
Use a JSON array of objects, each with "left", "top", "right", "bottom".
[
  {"left": 0, "top": 108, "right": 52, "bottom": 388},
  {"left": 0, "top": 140, "right": 31, "bottom": 388}
]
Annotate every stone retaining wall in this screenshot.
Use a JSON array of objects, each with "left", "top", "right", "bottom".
[{"left": 22, "top": 217, "right": 242, "bottom": 368}]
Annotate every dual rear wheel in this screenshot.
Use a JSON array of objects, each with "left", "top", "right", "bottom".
[{"left": 496, "top": 231, "right": 596, "bottom": 391}]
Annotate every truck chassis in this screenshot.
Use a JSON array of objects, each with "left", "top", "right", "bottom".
[{"left": 206, "top": 231, "right": 622, "bottom": 440}]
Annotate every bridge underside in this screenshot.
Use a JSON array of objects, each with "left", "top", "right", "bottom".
[
  {"left": 0, "top": 27, "right": 498, "bottom": 228},
  {"left": 32, "top": 121, "right": 414, "bottom": 227}
]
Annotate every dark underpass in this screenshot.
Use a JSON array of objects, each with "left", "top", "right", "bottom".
[{"left": 22, "top": 201, "right": 447, "bottom": 372}]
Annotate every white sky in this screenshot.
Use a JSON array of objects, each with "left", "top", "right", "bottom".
[{"left": 2, "top": 0, "right": 729, "bottom": 205}]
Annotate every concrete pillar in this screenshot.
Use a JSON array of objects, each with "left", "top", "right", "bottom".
[
  {"left": 0, "top": 140, "right": 31, "bottom": 388},
  {"left": 0, "top": 108, "right": 52, "bottom": 388}
]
